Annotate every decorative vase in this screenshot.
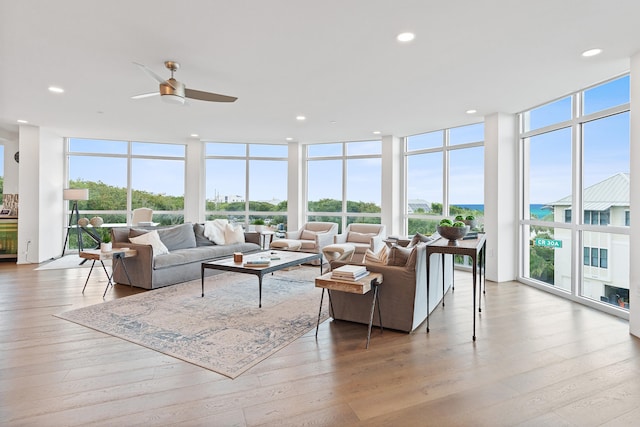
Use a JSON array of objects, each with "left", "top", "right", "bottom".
[
  {"left": 77, "top": 217, "right": 90, "bottom": 227},
  {"left": 90, "top": 216, "right": 104, "bottom": 227}
]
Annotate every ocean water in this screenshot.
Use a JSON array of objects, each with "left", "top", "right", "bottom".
[{"left": 452, "top": 204, "right": 549, "bottom": 218}]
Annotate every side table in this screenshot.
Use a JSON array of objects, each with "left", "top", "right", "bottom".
[
  {"left": 79, "top": 248, "right": 137, "bottom": 298},
  {"left": 315, "top": 271, "right": 383, "bottom": 349}
]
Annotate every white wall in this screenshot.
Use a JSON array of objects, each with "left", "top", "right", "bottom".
[
  {"left": 381, "top": 135, "right": 402, "bottom": 237},
  {"left": 184, "top": 138, "right": 204, "bottom": 223},
  {"left": 17, "top": 125, "right": 64, "bottom": 264},
  {"left": 483, "top": 113, "right": 518, "bottom": 282}
]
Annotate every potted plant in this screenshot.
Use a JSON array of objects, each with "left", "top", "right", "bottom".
[{"left": 251, "top": 218, "right": 266, "bottom": 232}]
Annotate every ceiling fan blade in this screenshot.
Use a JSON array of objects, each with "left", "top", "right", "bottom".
[
  {"left": 185, "top": 88, "right": 237, "bottom": 103},
  {"left": 133, "top": 62, "right": 177, "bottom": 90},
  {"left": 131, "top": 92, "right": 160, "bottom": 100}
]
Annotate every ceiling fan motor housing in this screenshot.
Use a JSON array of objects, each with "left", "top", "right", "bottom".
[{"left": 160, "top": 78, "right": 186, "bottom": 104}]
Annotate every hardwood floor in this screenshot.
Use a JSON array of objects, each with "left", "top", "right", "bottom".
[{"left": 1, "top": 259, "right": 639, "bottom": 426}]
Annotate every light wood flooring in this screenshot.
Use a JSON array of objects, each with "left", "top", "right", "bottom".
[{"left": 1, "top": 259, "right": 640, "bottom": 426}]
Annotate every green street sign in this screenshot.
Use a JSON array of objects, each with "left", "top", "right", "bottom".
[{"left": 534, "top": 238, "right": 562, "bottom": 248}]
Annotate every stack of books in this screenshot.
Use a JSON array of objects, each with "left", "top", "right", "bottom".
[
  {"left": 244, "top": 257, "right": 271, "bottom": 267},
  {"left": 331, "top": 264, "right": 369, "bottom": 281}
]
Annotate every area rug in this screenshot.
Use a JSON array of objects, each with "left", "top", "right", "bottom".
[
  {"left": 55, "top": 267, "right": 327, "bottom": 378},
  {"left": 35, "top": 254, "right": 105, "bottom": 270}
]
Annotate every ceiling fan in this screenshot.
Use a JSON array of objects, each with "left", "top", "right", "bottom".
[{"left": 131, "top": 61, "right": 237, "bottom": 104}]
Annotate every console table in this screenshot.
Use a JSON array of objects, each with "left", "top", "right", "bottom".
[{"left": 426, "top": 234, "right": 486, "bottom": 341}]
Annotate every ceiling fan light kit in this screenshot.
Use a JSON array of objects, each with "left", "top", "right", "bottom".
[{"left": 133, "top": 60, "right": 237, "bottom": 104}]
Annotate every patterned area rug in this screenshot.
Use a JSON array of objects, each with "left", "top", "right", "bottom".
[{"left": 56, "top": 267, "right": 327, "bottom": 378}]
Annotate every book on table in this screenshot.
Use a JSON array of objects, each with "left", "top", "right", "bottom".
[
  {"left": 244, "top": 257, "right": 271, "bottom": 267},
  {"left": 331, "top": 264, "right": 369, "bottom": 281}
]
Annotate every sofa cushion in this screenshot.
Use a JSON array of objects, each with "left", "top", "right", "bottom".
[
  {"left": 364, "top": 246, "right": 388, "bottom": 265},
  {"left": 129, "top": 230, "right": 170, "bottom": 256},
  {"left": 348, "top": 231, "right": 375, "bottom": 244},
  {"left": 300, "top": 229, "right": 317, "bottom": 240},
  {"left": 193, "top": 223, "right": 214, "bottom": 246},
  {"left": 204, "top": 219, "right": 228, "bottom": 244},
  {"left": 157, "top": 223, "right": 197, "bottom": 251},
  {"left": 387, "top": 244, "right": 413, "bottom": 267},
  {"left": 224, "top": 223, "right": 245, "bottom": 244}
]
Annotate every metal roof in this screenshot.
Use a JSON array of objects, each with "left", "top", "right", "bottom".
[{"left": 548, "top": 173, "right": 629, "bottom": 209}]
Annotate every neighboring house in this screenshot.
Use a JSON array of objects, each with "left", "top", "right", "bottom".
[
  {"left": 407, "top": 199, "right": 432, "bottom": 214},
  {"left": 549, "top": 173, "right": 630, "bottom": 307}
]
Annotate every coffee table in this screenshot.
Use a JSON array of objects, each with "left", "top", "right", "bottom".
[{"left": 201, "top": 250, "right": 322, "bottom": 307}]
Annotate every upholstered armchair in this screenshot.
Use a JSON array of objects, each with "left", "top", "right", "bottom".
[
  {"left": 333, "top": 223, "right": 386, "bottom": 262},
  {"left": 270, "top": 221, "right": 338, "bottom": 263}
]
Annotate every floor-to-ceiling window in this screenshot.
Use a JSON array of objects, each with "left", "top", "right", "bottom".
[
  {"left": 405, "top": 123, "right": 484, "bottom": 236},
  {"left": 205, "top": 143, "right": 288, "bottom": 228},
  {"left": 306, "top": 140, "right": 381, "bottom": 232},
  {"left": 66, "top": 138, "right": 186, "bottom": 248},
  {"left": 0, "top": 144, "right": 4, "bottom": 203},
  {"left": 519, "top": 75, "right": 630, "bottom": 314}
]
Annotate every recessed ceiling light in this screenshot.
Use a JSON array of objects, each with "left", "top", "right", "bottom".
[
  {"left": 17, "top": 119, "right": 28, "bottom": 124},
  {"left": 397, "top": 32, "right": 415, "bottom": 42},
  {"left": 48, "top": 86, "right": 64, "bottom": 93},
  {"left": 373, "top": 131, "right": 381, "bottom": 135},
  {"left": 286, "top": 137, "right": 294, "bottom": 141},
  {"left": 582, "top": 48, "right": 602, "bottom": 57},
  {"left": 190, "top": 134, "right": 199, "bottom": 137},
  {"left": 296, "top": 115, "right": 306, "bottom": 121},
  {"left": 466, "top": 109, "right": 477, "bottom": 114}
]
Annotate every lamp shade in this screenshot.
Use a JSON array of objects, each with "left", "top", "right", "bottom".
[{"left": 63, "top": 188, "right": 89, "bottom": 201}]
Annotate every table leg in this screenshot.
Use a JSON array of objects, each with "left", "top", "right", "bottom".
[
  {"left": 426, "top": 252, "right": 430, "bottom": 333},
  {"left": 201, "top": 264, "right": 205, "bottom": 297},
  {"left": 442, "top": 254, "right": 446, "bottom": 307},
  {"left": 82, "top": 260, "right": 97, "bottom": 294},
  {"left": 259, "top": 274, "right": 263, "bottom": 308},
  {"left": 472, "top": 254, "right": 477, "bottom": 341},
  {"left": 366, "top": 285, "right": 380, "bottom": 349},
  {"left": 315, "top": 288, "right": 325, "bottom": 340},
  {"left": 112, "top": 252, "right": 133, "bottom": 288},
  {"left": 100, "top": 260, "right": 112, "bottom": 298}
]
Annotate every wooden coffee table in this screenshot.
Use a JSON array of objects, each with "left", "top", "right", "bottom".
[{"left": 201, "top": 250, "right": 322, "bottom": 307}]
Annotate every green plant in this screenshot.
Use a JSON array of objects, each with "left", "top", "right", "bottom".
[
  {"left": 251, "top": 218, "right": 265, "bottom": 225},
  {"left": 453, "top": 221, "right": 466, "bottom": 227},
  {"left": 439, "top": 218, "right": 453, "bottom": 226},
  {"left": 455, "top": 215, "right": 465, "bottom": 221},
  {"left": 465, "top": 215, "right": 475, "bottom": 220}
]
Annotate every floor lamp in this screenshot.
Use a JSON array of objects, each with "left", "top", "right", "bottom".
[{"left": 62, "top": 188, "right": 89, "bottom": 257}]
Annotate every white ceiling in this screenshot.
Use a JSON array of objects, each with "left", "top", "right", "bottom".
[{"left": 2, "top": 0, "right": 640, "bottom": 145}]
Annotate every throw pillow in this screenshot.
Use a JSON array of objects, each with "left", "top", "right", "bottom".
[
  {"left": 157, "top": 223, "right": 197, "bottom": 251},
  {"left": 386, "top": 244, "right": 413, "bottom": 267},
  {"left": 204, "top": 219, "right": 228, "bottom": 245},
  {"left": 224, "top": 223, "right": 246, "bottom": 245},
  {"left": 129, "top": 230, "right": 170, "bottom": 256},
  {"left": 408, "top": 232, "right": 433, "bottom": 247},
  {"left": 193, "top": 223, "right": 214, "bottom": 246},
  {"left": 364, "top": 246, "right": 388, "bottom": 265},
  {"left": 128, "top": 228, "right": 149, "bottom": 239},
  {"left": 347, "top": 231, "right": 375, "bottom": 244},
  {"left": 300, "top": 229, "right": 317, "bottom": 240}
]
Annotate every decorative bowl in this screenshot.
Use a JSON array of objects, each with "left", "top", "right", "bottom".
[{"left": 437, "top": 225, "right": 470, "bottom": 245}]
